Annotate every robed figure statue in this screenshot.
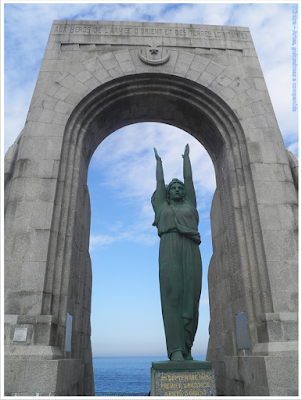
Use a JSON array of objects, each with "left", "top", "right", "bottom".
[{"left": 152, "top": 144, "right": 202, "bottom": 362}]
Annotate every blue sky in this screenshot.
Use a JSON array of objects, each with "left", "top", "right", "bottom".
[{"left": 3, "top": 2, "right": 300, "bottom": 358}]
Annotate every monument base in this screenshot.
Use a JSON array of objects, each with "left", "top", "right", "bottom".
[{"left": 150, "top": 361, "right": 216, "bottom": 396}]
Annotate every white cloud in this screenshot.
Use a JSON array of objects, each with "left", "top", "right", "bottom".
[
  {"left": 4, "top": 3, "right": 298, "bottom": 157},
  {"left": 90, "top": 233, "right": 116, "bottom": 247},
  {"left": 4, "top": 3, "right": 299, "bottom": 256},
  {"left": 200, "top": 298, "right": 209, "bottom": 306},
  {"left": 89, "top": 212, "right": 159, "bottom": 250},
  {"left": 200, "top": 289, "right": 209, "bottom": 305},
  {"left": 92, "top": 122, "right": 216, "bottom": 199},
  {"left": 288, "top": 141, "right": 299, "bottom": 158},
  {"left": 228, "top": 3, "right": 298, "bottom": 144},
  {"left": 88, "top": 122, "right": 216, "bottom": 250},
  {"left": 145, "top": 3, "right": 235, "bottom": 26},
  {"left": 4, "top": 80, "right": 37, "bottom": 150}
]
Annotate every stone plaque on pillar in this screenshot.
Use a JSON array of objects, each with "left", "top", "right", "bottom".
[
  {"left": 151, "top": 361, "right": 216, "bottom": 396},
  {"left": 13, "top": 328, "right": 27, "bottom": 342},
  {"left": 65, "top": 313, "right": 72, "bottom": 352},
  {"left": 235, "top": 312, "right": 250, "bottom": 350}
]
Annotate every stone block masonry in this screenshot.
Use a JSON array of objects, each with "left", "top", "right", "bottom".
[{"left": 4, "top": 20, "right": 298, "bottom": 396}]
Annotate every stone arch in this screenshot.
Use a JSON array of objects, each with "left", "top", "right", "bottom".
[
  {"left": 5, "top": 22, "right": 298, "bottom": 396},
  {"left": 41, "top": 71, "right": 273, "bottom": 393},
  {"left": 45, "top": 71, "right": 273, "bottom": 333}
]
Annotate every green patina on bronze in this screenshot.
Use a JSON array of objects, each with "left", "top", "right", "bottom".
[
  {"left": 152, "top": 144, "right": 202, "bottom": 362},
  {"left": 152, "top": 360, "right": 212, "bottom": 370}
]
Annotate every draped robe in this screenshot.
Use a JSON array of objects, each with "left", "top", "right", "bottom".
[{"left": 153, "top": 199, "right": 202, "bottom": 359}]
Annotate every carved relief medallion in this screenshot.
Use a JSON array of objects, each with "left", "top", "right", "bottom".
[{"left": 138, "top": 47, "right": 170, "bottom": 65}]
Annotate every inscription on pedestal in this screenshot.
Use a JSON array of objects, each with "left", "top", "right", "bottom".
[
  {"left": 151, "top": 362, "right": 216, "bottom": 396},
  {"left": 156, "top": 371, "right": 215, "bottom": 396}
]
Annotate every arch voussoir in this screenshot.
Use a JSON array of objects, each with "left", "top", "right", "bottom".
[{"left": 4, "top": 20, "right": 298, "bottom": 397}]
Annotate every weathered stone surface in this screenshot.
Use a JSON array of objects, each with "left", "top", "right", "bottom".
[{"left": 4, "top": 19, "right": 298, "bottom": 396}]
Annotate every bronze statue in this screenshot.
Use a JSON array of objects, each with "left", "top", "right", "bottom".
[{"left": 152, "top": 144, "right": 202, "bottom": 362}]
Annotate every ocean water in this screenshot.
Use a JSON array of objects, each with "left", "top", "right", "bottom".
[{"left": 93, "top": 355, "right": 206, "bottom": 396}]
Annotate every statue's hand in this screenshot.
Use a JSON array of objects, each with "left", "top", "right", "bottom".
[
  {"left": 154, "top": 148, "right": 161, "bottom": 161},
  {"left": 182, "top": 144, "right": 190, "bottom": 158}
]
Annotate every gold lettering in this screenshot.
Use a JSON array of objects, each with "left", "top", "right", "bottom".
[
  {"left": 165, "top": 390, "right": 182, "bottom": 396},
  {"left": 169, "top": 374, "right": 182, "bottom": 381},
  {"left": 184, "top": 390, "right": 207, "bottom": 396},
  {"left": 161, "top": 382, "right": 182, "bottom": 389},
  {"left": 159, "top": 372, "right": 212, "bottom": 395},
  {"left": 183, "top": 381, "right": 210, "bottom": 389},
  {"left": 188, "top": 389, "right": 206, "bottom": 396}
]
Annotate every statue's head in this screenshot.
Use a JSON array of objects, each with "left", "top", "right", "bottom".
[{"left": 167, "top": 178, "right": 185, "bottom": 203}]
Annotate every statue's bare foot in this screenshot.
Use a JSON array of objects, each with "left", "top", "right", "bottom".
[
  {"left": 171, "top": 351, "right": 185, "bottom": 362},
  {"left": 185, "top": 351, "right": 193, "bottom": 361}
]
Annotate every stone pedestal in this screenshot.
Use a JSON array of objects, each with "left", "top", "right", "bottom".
[
  {"left": 150, "top": 361, "right": 216, "bottom": 396},
  {"left": 4, "top": 314, "right": 94, "bottom": 396}
]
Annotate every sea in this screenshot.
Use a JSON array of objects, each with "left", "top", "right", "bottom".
[{"left": 93, "top": 355, "right": 206, "bottom": 396}]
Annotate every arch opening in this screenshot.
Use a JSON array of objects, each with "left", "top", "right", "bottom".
[
  {"left": 87, "top": 122, "right": 215, "bottom": 363},
  {"left": 38, "top": 73, "right": 276, "bottom": 395},
  {"left": 43, "top": 73, "right": 272, "bottom": 358}
]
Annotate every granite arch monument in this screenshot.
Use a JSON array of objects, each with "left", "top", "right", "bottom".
[{"left": 4, "top": 20, "right": 298, "bottom": 396}]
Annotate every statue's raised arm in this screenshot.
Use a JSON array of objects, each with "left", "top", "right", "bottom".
[
  {"left": 153, "top": 148, "right": 166, "bottom": 211},
  {"left": 182, "top": 144, "right": 197, "bottom": 208}
]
